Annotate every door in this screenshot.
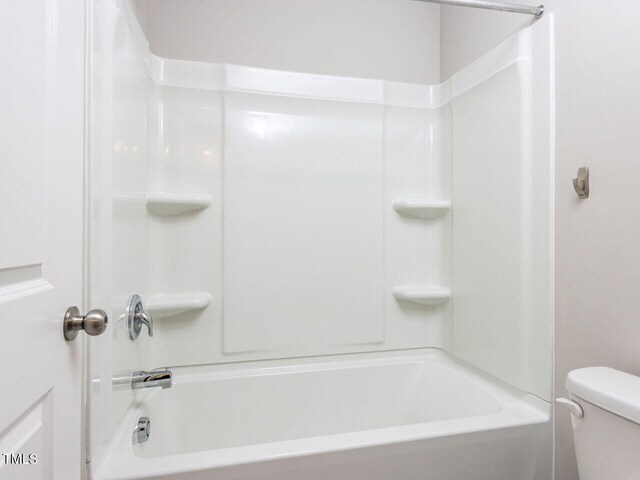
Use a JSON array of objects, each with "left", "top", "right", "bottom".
[{"left": 0, "top": 0, "right": 86, "bottom": 479}]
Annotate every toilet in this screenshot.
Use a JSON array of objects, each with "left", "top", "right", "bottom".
[{"left": 558, "top": 367, "right": 640, "bottom": 480}]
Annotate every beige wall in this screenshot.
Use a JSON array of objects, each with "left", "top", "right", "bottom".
[
  {"left": 132, "top": 0, "right": 440, "bottom": 84},
  {"left": 440, "top": 4, "right": 534, "bottom": 80},
  {"left": 442, "top": 2, "right": 640, "bottom": 479}
]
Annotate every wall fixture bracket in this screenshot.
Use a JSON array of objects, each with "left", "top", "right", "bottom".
[{"left": 573, "top": 167, "right": 589, "bottom": 199}]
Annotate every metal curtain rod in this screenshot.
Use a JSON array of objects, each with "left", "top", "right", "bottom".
[{"left": 415, "top": 0, "right": 544, "bottom": 16}]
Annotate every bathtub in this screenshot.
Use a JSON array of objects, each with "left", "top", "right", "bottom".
[{"left": 90, "top": 349, "right": 551, "bottom": 480}]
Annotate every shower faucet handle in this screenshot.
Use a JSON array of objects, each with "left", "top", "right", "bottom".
[
  {"left": 126, "top": 294, "right": 154, "bottom": 340},
  {"left": 135, "top": 310, "right": 154, "bottom": 337}
]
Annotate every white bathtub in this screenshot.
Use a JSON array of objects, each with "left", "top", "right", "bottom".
[{"left": 90, "top": 349, "right": 551, "bottom": 480}]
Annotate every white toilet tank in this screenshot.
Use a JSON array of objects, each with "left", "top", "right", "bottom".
[{"left": 563, "top": 367, "right": 640, "bottom": 480}]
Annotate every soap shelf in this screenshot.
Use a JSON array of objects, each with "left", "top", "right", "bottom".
[
  {"left": 392, "top": 199, "right": 451, "bottom": 219},
  {"left": 392, "top": 285, "right": 451, "bottom": 306},
  {"left": 146, "top": 193, "right": 212, "bottom": 216},
  {"left": 113, "top": 192, "right": 212, "bottom": 216},
  {"left": 144, "top": 292, "right": 213, "bottom": 318}
]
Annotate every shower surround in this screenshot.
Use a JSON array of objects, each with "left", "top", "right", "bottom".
[{"left": 88, "top": 2, "right": 554, "bottom": 478}]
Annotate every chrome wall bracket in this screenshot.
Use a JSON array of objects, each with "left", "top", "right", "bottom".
[{"left": 573, "top": 167, "right": 589, "bottom": 199}]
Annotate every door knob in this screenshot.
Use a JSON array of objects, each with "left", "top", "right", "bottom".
[{"left": 63, "top": 306, "right": 108, "bottom": 341}]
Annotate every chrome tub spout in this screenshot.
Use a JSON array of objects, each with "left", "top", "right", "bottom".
[{"left": 131, "top": 368, "right": 172, "bottom": 390}]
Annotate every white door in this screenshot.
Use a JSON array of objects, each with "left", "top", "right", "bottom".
[{"left": 0, "top": 1, "right": 87, "bottom": 479}]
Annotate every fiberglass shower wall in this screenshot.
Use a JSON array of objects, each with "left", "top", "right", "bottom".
[
  {"left": 450, "top": 24, "right": 554, "bottom": 401},
  {"left": 88, "top": 0, "right": 552, "bottom": 460},
  {"left": 120, "top": 54, "right": 454, "bottom": 363}
]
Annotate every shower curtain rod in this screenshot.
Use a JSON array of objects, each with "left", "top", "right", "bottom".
[{"left": 415, "top": 0, "right": 544, "bottom": 16}]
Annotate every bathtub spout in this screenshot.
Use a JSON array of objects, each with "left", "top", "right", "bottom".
[{"left": 131, "top": 368, "right": 172, "bottom": 390}]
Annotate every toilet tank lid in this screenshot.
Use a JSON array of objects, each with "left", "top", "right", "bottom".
[{"left": 566, "top": 367, "right": 640, "bottom": 425}]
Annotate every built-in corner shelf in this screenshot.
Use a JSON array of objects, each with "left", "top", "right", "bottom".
[
  {"left": 146, "top": 193, "right": 212, "bottom": 216},
  {"left": 112, "top": 192, "right": 212, "bottom": 216},
  {"left": 145, "top": 292, "right": 212, "bottom": 318},
  {"left": 392, "top": 199, "right": 451, "bottom": 219},
  {"left": 392, "top": 285, "right": 451, "bottom": 306}
]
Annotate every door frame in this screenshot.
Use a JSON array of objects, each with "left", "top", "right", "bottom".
[{"left": 81, "top": 0, "right": 92, "bottom": 476}]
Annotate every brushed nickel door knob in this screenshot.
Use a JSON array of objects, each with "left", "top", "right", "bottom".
[{"left": 63, "top": 306, "right": 108, "bottom": 341}]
